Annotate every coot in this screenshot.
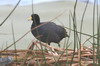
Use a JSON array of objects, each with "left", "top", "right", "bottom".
[{"left": 28, "top": 14, "right": 69, "bottom": 47}]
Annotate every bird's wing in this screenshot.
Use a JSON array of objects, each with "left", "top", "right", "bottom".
[
  {"left": 40, "top": 22, "right": 67, "bottom": 37},
  {"left": 38, "top": 23, "right": 61, "bottom": 42}
]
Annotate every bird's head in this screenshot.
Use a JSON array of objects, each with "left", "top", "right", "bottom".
[{"left": 28, "top": 14, "right": 40, "bottom": 22}]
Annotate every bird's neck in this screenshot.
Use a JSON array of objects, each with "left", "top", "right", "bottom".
[
  {"left": 33, "top": 18, "right": 40, "bottom": 25},
  {"left": 31, "top": 21, "right": 40, "bottom": 29}
]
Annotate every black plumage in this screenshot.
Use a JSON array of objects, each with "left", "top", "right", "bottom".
[{"left": 29, "top": 14, "right": 69, "bottom": 47}]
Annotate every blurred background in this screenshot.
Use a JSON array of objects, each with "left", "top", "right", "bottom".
[{"left": 0, "top": 0, "right": 100, "bottom": 6}]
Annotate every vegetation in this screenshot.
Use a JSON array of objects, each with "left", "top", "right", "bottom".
[{"left": 0, "top": 0, "right": 100, "bottom": 66}]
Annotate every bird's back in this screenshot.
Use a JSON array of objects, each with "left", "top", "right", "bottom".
[{"left": 31, "top": 22, "right": 68, "bottom": 43}]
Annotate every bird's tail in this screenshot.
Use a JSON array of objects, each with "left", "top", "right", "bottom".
[{"left": 65, "top": 32, "right": 69, "bottom": 38}]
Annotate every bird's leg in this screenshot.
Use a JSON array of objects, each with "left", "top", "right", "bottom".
[
  {"left": 47, "top": 43, "right": 58, "bottom": 56},
  {"left": 31, "top": 43, "right": 34, "bottom": 50},
  {"left": 28, "top": 42, "right": 34, "bottom": 50},
  {"left": 44, "top": 46, "right": 48, "bottom": 51},
  {"left": 58, "top": 43, "right": 61, "bottom": 48},
  {"left": 36, "top": 41, "right": 43, "bottom": 50},
  {"left": 44, "top": 42, "right": 50, "bottom": 51},
  {"left": 47, "top": 42, "right": 51, "bottom": 45}
]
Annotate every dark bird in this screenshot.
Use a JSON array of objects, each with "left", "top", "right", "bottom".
[{"left": 28, "top": 14, "right": 69, "bottom": 47}]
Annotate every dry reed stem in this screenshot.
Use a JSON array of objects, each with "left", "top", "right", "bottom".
[{"left": 0, "top": 44, "right": 98, "bottom": 66}]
